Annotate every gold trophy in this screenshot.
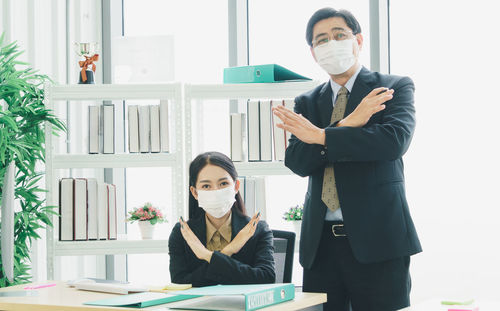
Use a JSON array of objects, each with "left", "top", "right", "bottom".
[{"left": 74, "top": 42, "right": 99, "bottom": 84}]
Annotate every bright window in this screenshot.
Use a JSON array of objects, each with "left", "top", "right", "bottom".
[
  {"left": 122, "top": 0, "right": 228, "bottom": 285},
  {"left": 249, "top": 0, "right": 370, "bottom": 80},
  {"left": 121, "top": 1, "right": 372, "bottom": 286},
  {"left": 390, "top": 0, "right": 500, "bottom": 302},
  {"left": 123, "top": 0, "right": 228, "bottom": 83}
]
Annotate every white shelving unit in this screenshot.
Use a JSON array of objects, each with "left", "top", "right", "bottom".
[
  {"left": 44, "top": 81, "right": 321, "bottom": 280},
  {"left": 184, "top": 81, "right": 321, "bottom": 174},
  {"left": 44, "top": 83, "right": 185, "bottom": 280}
]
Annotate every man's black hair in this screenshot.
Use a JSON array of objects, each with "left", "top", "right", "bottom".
[{"left": 306, "top": 7, "right": 362, "bottom": 47}]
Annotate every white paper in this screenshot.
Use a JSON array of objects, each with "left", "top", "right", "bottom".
[{"left": 112, "top": 35, "right": 175, "bottom": 83}]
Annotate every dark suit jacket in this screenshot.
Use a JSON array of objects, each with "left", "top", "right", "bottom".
[
  {"left": 168, "top": 211, "right": 275, "bottom": 286},
  {"left": 285, "top": 67, "right": 422, "bottom": 269}
]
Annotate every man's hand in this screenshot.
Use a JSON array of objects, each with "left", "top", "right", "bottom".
[
  {"left": 338, "top": 87, "right": 394, "bottom": 128},
  {"left": 179, "top": 217, "right": 213, "bottom": 262},
  {"left": 221, "top": 213, "right": 261, "bottom": 257},
  {"left": 272, "top": 105, "right": 325, "bottom": 145}
]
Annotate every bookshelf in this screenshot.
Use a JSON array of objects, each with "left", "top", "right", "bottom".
[
  {"left": 44, "top": 83, "right": 185, "bottom": 280},
  {"left": 183, "top": 81, "right": 320, "bottom": 168},
  {"left": 44, "top": 81, "right": 321, "bottom": 280}
]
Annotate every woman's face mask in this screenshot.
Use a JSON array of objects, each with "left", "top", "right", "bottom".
[{"left": 197, "top": 186, "right": 236, "bottom": 218}]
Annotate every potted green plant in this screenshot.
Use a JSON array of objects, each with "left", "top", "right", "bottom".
[
  {"left": 0, "top": 33, "right": 65, "bottom": 286},
  {"left": 126, "top": 202, "right": 167, "bottom": 239}
]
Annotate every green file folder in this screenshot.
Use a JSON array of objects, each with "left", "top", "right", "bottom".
[
  {"left": 224, "top": 64, "right": 311, "bottom": 83},
  {"left": 168, "top": 283, "right": 295, "bottom": 311},
  {"left": 83, "top": 292, "right": 200, "bottom": 308}
]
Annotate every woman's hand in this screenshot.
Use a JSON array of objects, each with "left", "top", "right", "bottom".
[
  {"left": 179, "top": 217, "right": 213, "bottom": 263},
  {"left": 221, "top": 212, "right": 261, "bottom": 257}
]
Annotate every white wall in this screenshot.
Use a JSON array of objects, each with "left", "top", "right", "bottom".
[{"left": 390, "top": 0, "right": 500, "bottom": 303}]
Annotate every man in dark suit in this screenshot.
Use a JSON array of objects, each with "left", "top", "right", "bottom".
[{"left": 273, "top": 7, "right": 422, "bottom": 311}]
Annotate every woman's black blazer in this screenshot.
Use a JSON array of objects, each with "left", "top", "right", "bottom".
[{"left": 168, "top": 211, "right": 275, "bottom": 286}]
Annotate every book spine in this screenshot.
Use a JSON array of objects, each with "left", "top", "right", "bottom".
[
  {"left": 59, "top": 178, "right": 74, "bottom": 241},
  {"left": 271, "top": 99, "right": 286, "bottom": 161},
  {"left": 160, "top": 100, "right": 170, "bottom": 153},
  {"left": 139, "top": 105, "right": 151, "bottom": 153},
  {"left": 244, "top": 177, "right": 256, "bottom": 216},
  {"left": 259, "top": 100, "right": 272, "bottom": 161},
  {"left": 88, "top": 106, "right": 100, "bottom": 154},
  {"left": 74, "top": 178, "right": 88, "bottom": 241},
  {"left": 283, "top": 99, "right": 295, "bottom": 148},
  {"left": 87, "top": 178, "right": 98, "bottom": 240},
  {"left": 128, "top": 105, "right": 140, "bottom": 153},
  {"left": 97, "top": 182, "right": 108, "bottom": 240},
  {"left": 247, "top": 100, "right": 260, "bottom": 161},
  {"left": 107, "top": 184, "right": 117, "bottom": 240},
  {"left": 150, "top": 105, "right": 161, "bottom": 153}
]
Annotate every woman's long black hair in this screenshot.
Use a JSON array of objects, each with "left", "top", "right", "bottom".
[{"left": 188, "top": 151, "right": 246, "bottom": 220}]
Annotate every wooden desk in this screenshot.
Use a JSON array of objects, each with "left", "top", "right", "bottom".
[
  {"left": 0, "top": 281, "right": 326, "bottom": 311},
  {"left": 398, "top": 298, "right": 499, "bottom": 311}
]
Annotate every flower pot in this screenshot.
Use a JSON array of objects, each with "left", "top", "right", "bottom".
[
  {"left": 138, "top": 221, "right": 155, "bottom": 239},
  {"left": 292, "top": 220, "right": 302, "bottom": 240}
]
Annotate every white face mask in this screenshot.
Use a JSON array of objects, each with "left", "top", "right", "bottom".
[
  {"left": 314, "top": 38, "right": 357, "bottom": 75},
  {"left": 197, "top": 187, "right": 236, "bottom": 218}
]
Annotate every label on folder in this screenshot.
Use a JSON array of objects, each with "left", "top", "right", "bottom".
[
  {"left": 224, "top": 64, "right": 311, "bottom": 83},
  {"left": 168, "top": 283, "right": 295, "bottom": 311}
]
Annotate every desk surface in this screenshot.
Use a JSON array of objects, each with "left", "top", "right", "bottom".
[
  {"left": 0, "top": 281, "right": 326, "bottom": 311},
  {"left": 399, "top": 298, "right": 499, "bottom": 311}
]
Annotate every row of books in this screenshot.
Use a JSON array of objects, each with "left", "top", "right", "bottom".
[
  {"left": 128, "top": 102, "right": 170, "bottom": 153},
  {"left": 88, "top": 102, "right": 170, "bottom": 154},
  {"left": 230, "top": 99, "right": 294, "bottom": 162},
  {"left": 59, "top": 178, "right": 117, "bottom": 241}
]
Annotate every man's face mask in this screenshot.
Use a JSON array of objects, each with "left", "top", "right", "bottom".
[
  {"left": 314, "top": 37, "right": 357, "bottom": 75},
  {"left": 197, "top": 186, "right": 236, "bottom": 218}
]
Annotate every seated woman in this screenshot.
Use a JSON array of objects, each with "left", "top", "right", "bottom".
[{"left": 168, "top": 151, "right": 275, "bottom": 286}]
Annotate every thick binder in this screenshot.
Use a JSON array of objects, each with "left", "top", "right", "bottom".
[
  {"left": 169, "top": 283, "right": 295, "bottom": 311},
  {"left": 88, "top": 106, "right": 100, "bottom": 154},
  {"left": 247, "top": 100, "right": 260, "bottom": 161},
  {"left": 224, "top": 64, "right": 311, "bottom": 83},
  {"left": 73, "top": 178, "right": 88, "bottom": 241},
  {"left": 59, "top": 178, "right": 74, "bottom": 241},
  {"left": 84, "top": 292, "right": 199, "bottom": 308},
  {"left": 271, "top": 99, "right": 286, "bottom": 161},
  {"left": 128, "top": 105, "right": 140, "bottom": 153}
]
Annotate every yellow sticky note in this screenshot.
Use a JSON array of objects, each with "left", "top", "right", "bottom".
[{"left": 162, "top": 283, "right": 192, "bottom": 291}]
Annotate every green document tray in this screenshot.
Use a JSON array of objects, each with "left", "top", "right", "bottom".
[{"left": 224, "top": 64, "right": 311, "bottom": 83}]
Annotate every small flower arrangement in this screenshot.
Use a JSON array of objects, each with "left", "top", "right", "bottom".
[
  {"left": 282, "top": 204, "right": 303, "bottom": 221},
  {"left": 126, "top": 202, "right": 167, "bottom": 225}
]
